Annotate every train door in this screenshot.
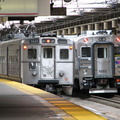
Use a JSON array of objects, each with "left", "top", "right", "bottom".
[
  {"left": 41, "top": 47, "right": 55, "bottom": 79},
  {"left": 93, "top": 43, "right": 114, "bottom": 78}
]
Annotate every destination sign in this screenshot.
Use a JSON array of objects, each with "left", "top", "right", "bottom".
[
  {"left": 29, "top": 38, "right": 39, "bottom": 44},
  {"left": 0, "top": 0, "right": 50, "bottom": 16}
]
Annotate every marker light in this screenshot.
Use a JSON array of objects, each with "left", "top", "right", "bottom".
[
  {"left": 83, "top": 38, "right": 88, "bottom": 43},
  {"left": 116, "top": 37, "right": 120, "bottom": 42},
  {"left": 23, "top": 45, "right": 28, "bottom": 50},
  {"left": 46, "top": 39, "right": 50, "bottom": 43},
  {"left": 69, "top": 46, "right": 73, "bottom": 50},
  {"left": 116, "top": 79, "right": 120, "bottom": 82}
]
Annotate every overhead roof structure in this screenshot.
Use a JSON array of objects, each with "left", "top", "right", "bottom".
[
  {"left": 0, "top": 0, "right": 120, "bottom": 31},
  {"left": 33, "top": 0, "right": 120, "bottom": 32},
  {"left": 33, "top": 0, "right": 118, "bottom": 24}
]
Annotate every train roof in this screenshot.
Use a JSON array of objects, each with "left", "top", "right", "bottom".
[
  {"left": 0, "top": 33, "right": 74, "bottom": 46},
  {"left": 81, "top": 30, "right": 112, "bottom": 36}
]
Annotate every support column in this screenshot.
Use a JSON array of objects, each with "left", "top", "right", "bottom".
[
  {"left": 57, "top": 30, "right": 61, "bottom": 35},
  {"left": 104, "top": 22, "right": 108, "bottom": 29},
  {"left": 112, "top": 20, "right": 116, "bottom": 28},
  {"left": 68, "top": 28, "right": 71, "bottom": 34},
  {"left": 37, "top": 0, "right": 50, "bottom": 16},
  {"left": 81, "top": 26, "right": 84, "bottom": 33},
  {"left": 0, "top": 17, "right": 8, "bottom": 23},
  {"left": 118, "top": 24, "right": 120, "bottom": 32},
  {"left": 0, "top": 17, "right": 2, "bottom": 23},
  {"left": 88, "top": 24, "right": 92, "bottom": 30},
  {"left": 95, "top": 23, "right": 99, "bottom": 30},
  {"left": 57, "top": 30, "right": 60, "bottom": 35},
  {"left": 74, "top": 27, "right": 78, "bottom": 34},
  {"left": 62, "top": 29, "right": 66, "bottom": 35}
]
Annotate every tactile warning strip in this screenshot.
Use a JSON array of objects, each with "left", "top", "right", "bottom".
[{"left": 0, "top": 79, "right": 108, "bottom": 120}]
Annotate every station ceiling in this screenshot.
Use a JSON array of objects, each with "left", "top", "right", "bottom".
[
  {"left": 1, "top": 0, "right": 120, "bottom": 30},
  {"left": 34, "top": 3, "right": 120, "bottom": 28}
]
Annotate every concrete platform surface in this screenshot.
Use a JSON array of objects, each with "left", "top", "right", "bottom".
[{"left": 0, "top": 79, "right": 108, "bottom": 120}]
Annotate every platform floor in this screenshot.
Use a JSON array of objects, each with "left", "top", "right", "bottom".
[{"left": 0, "top": 79, "right": 108, "bottom": 120}]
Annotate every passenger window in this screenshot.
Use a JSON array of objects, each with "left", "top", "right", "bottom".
[
  {"left": 75, "top": 50, "right": 77, "bottom": 58},
  {"left": 115, "top": 47, "right": 120, "bottom": 56},
  {"left": 28, "top": 49, "right": 37, "bottom": 59},
  {"left": 82, "top": 47, "right": 91, "bottom": 57},
  {"left": 98, "top": 48, "right": 107, "bottom": 58},
  {"left": 43, "top": 48, "right": 52, "bottom": 58},
  {"left": 60, "top": 49, "right": 69, "bottom": 59}
]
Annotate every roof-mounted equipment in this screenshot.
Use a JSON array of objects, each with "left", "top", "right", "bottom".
[{"left": 40, "top": 33, "right": 57, "bottom": 37}]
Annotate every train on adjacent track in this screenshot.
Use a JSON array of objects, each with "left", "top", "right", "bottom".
[
  {"left": 0, "top": 32, "right": 74, "bottom": 95},
  {"left": 73, "top": 30, "right": 120, "bottom": 94}
]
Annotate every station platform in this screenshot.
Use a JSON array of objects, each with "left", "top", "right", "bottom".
[{"left": 0, "top": 79, "right": 108, "bottom": 120}]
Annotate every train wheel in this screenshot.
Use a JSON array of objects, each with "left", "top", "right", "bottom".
[
  {"left": 72, "top": 79, "right": 80, "bottom": 97},
  {"left": 81, "top": 89, "right": 89, "bottom": 95},
  {"left": 79, "top": 89, "right": 89, "bottom": 98},
  {"left": 72, "top": 88, "right": 80, "bottom": 97},
  {"left": 117, "top": 88, "right": 120, "bottom": 95}
]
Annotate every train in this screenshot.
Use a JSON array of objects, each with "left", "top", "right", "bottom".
[
  {"left": 0, "top": 32, "right": 74, "bottom": 95},
  {"left": 74, "top": 30, "right": 120, "bottom": 94},
  {"left": 0, "top": 28, "right": 120, "bottom": 95}
]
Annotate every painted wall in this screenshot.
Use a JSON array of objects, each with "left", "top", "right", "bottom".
[{"left": 0, "top": 0, "right": 50, "bottom": 16}]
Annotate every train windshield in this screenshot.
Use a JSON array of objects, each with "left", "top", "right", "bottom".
[
  {"left": 43, "top": 48, "right": 52, "bottom": 58},
  {"left": 115, "top": 47, "right": 120, "bottom": 57},
  {"left": 28, "top": 49, "right": 37, "bottom": 59},
  {"left": 60, "top": 49, "right": 69, "bottom": 59},
  {"left": 98, "top": 48, "right": 107, "bottom": 58},
  {"left": 81, "top": 47, "right": 91, "bottom": 57}
]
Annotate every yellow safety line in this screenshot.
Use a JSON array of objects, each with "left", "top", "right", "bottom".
[
  {"left": 0, "top": 79, "right": 76, "bottom": 120},
  {"left": 0, "top": 79, "right": 108, "bottom": 120}
]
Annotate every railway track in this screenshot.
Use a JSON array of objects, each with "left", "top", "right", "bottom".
[
  {"left": 62, "top": 94, "right": 120, "bottom": 120},
  {"left": 62, "top": 94, "right": 120, "bottom": 109},
  {"left": 86, "top": 95, "right": 120, "bottom": 109}
]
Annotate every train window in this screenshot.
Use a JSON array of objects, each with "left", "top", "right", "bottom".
[
  {"left": 82, "top": 47, "right": 91, "bottom": 57},
  {"left": 98, "top": 48, "right": 107, "bottom": 58},
  {"left": 58, "top": 39, "right": 67, "bottom": 44},
  {"left": 43, "top": 48, "right": 52, "bottom": 58},
  {"left": 75, "top": 50, "right": 77, "bottom": 58},
  {"left": 60, "top": 49, "right": 69, "bottom": 59},
  {"left": 28, "top": 49, "right": 37, "bottom": 59},
  {"left": 115, "top": 47, "right": 120, "bottom": 56}
]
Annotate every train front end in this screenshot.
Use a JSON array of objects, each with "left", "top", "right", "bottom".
[
  {"left": 75, "top": 30, "right": 120, "bottom": 94},
  {"left": 21, "top": 33, "right": 74, "bottom": 95}
]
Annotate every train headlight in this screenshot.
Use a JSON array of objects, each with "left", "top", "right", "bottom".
[
  {"left": 23, "top": 45, "right": 28, "bottom": 50},
  {"left": 32, "top": 71, "right": 37, "bottom": 76},
  {"left": 29, "top": 62, "right": 36, "bottom": 70},
  {"left": 83, "top": 69, "right": 87, "bottom": 75},
  {"left": 116, "top": 37, "right": 120, "bottom": 42},
  {"left": 69, "top": 46, "right": 73, "bottom": 50},
  {"left": 59, "top": 72, "right": 64, "bottom": 77},
  {"left": 116, "top": 79, "right": 120, "bottom": 82},
  {"left": 83, "top": 38, "right": 88, "bottom": 43},
  {"left": 46, "top": 39, "right": 51, "bottom": 43}
]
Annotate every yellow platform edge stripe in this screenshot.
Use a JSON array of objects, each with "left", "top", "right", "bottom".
[{"left": 0, "top": 79, "right": 108, "bottom": 120}]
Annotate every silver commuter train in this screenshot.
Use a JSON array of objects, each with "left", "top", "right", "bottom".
[
  {"left": 0, "top": 32, "right": 74, "bottom": 95},
  {"left": 74, "top": 30, "right": 120, "bottom": 94}
]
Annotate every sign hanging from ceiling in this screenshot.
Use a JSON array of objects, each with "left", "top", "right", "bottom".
[
  {"left": 0, "top": 0, "right": 50, "bottom": 16},
  {"left": 64, "top": 0, "right": 71, "bottom": 2}
]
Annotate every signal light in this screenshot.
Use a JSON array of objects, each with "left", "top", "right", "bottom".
[
  {"left": 116, "top": 37, "right": 120, "bottom": 42},
  {"left": 83, "top": 38, "right": 88, "bottom": 43},
  {"left": 116, "top": 79, "right": 120, "bottom": 82},
  {"left": 69, "top": 46, "right": 73, "bottom": 50},
  {"left": 46, "top": 39, "right": 50, "bottom": 43},
  {"left": 23, "top": 45, "right": 28, "bottom": 50}
]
